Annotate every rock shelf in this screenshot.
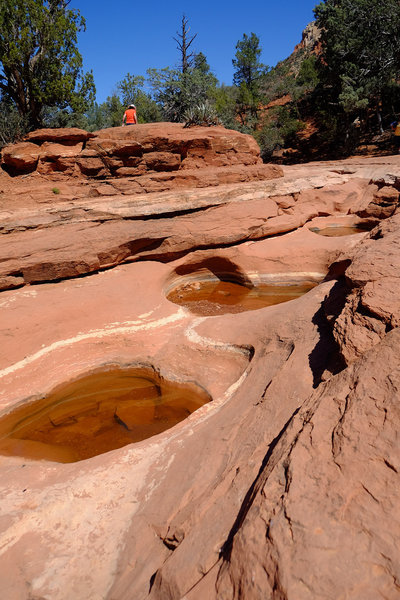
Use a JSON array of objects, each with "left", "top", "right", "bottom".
[{"left": 0, "top": 128, "right": 400, "bottom": 600}]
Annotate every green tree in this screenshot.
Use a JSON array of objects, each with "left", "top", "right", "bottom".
[
  {"left": 233, "top": 32, "right": 265, "bottom": 91},
  {"left": 84, "top": 94, "right": 124, "bottom": 130},
  {"left": 0, "top": 96, "right": 28, "bottom": 147},
  {"left": 211, "top": 84, "right": 238, "bottom": 129},
  {"left": 184, "top": 53, "right": 218, "bottom": 106},
  {"left": 147, "top": 53, "right": 217, "bottom": 122},
  {"left": 101, "top": 94, "right": 124, "bottom": 128},
  {"left": 256, "top": 104, "right": 304, "bottom": 161},
  {"left": 40, "top": 105, "right": 88, "bottom": 128},
  {"left": 147, "top": 16, "right": 218, "bottom": 122},
  {"left": 118, "top": 74, "right": 145, "bottom": 106},
  {"left": 314, "top": 0, "right": 400, "bottom": 131},
  {"left": 84, "top": 102, "right": 108, "bottom": 132},
  {"left": 0, "top": 0, "right": 95, "bottom": 129},
  {"left": 146, "top": 67, "right": 181, "bottom": 120},
  {"left": 117, "top": 73, "right": 162, "bottom": 123},
  {"left": 296, "top": 55, "right": 320, "bottom": 93},
  {"left": 232, "top": 33, "right": 267, "bottom": 127}
]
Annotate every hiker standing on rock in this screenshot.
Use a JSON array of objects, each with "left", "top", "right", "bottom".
[{"left": 122, "top": 104, "right": 137, "bottom": 126}]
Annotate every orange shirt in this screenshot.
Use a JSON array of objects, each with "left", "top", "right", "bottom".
[{"left": 124, "top": 108, "right": 137, "bottom": 124}]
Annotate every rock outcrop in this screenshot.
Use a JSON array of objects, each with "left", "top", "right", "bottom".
[
  {"left": 0, "top": 176, "right": 376, "bottom": 291},
  {"left": 0, "top": 154, "right": 397, "bottom": 292},
  {"left": 294, "top": 20, "right": 321, "bottom": 54},
  {"left": 0, "top": 124, "right": 282, "bottom": 193},
  {"left": 0, "top": 134, "right": 400, "bottom": 600}
]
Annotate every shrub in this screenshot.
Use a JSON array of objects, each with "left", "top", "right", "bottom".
[
  {"left": 0, "top": 101, "right": 29, "bottom": 149},
  {"left": 183, "top": 102, "right": 219, "bottom": 127},
  {"left": 256, "top": 105, "right": 305, "bottom": 160}
]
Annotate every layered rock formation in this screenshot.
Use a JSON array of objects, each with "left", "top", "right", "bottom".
[
  {"left": 294, "top": 20, "right": 321, "bottom": 54},
  {"left": 0, "top": 127, "right": 400, "bottom": 600},
  {"left": 0, "top": 123, "right": 281, "bottom": 192}
]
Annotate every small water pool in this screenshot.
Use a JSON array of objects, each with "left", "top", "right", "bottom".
[
  {"left": 309, "top": 222, "right": 375, "bottom": 237},
  {"left": 167, "top": 276, "right": 318, "bottom": 316},
  {"left": 0, "top": 366, "right": 211, "bottom": 463}
]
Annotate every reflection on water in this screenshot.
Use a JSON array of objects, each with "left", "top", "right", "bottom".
[
  {"left": 167, "top": 279, "right": 318, "bottom": 316},
  {"left": 0, "top": 368, "right": 211, "bottom": 463},
  {"left": 309, "top": 224, "right": 374, "bottom": 237}
]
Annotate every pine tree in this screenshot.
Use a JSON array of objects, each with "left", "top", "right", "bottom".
[
  {"left": 232, "top": 33, "right": 267, "bottom": 127},
  {"left": 0, "top": 0, "right": 95, "bottom": 128},
  {"left": 315, "top": 0, "right": 400, "bottom": 131},
  {"left": 147, "top": 17, "right": 217, "bottom": 122}
]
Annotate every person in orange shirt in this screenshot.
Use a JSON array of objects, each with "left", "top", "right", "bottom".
[{"left": 122, "top": 104, "right": 137, "bottom": 126}]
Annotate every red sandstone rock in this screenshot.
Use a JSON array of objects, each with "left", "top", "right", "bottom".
[
  {"left": 1, "top": 151, "right": 400, "bottom": 600},
  {"left": 0, "top": 171, "right": 370, "bottom": 291},
  {"left": 357, "top": 184, "right": 400, "bottom": 219},
  {"left": 143, "top": 151, "right": 181, "bottom": 171},
  {"left": 25, "top": 127, "right": 95, "bottom": 143},
  {"left": 326, "top": 214, "right": 400, "bottom": 365},
  {"left": 85, "top": 137, "right": 143, "bottom": 157},
  {"left": 39, "top": 141, "right": 84, "bottom": 159},
  {"left": 113, "top": 164, "right": 147, "bottom": 178},
  {"left": 36, "top": 142, "right": 84, "bottom": 175},
  {"left": 75, "top": 156, "right": 106, "bottom": 176},
  {"left": 37, "top": 157, "right": 78, "bottom": 175},
  {"left": 93, "top": 123, "right": 261, "bottom": 159},
  {"left": 1, "top": 142, "right": 41, "bottom": 172},
  {"left": 1, "top": 123, "right": 263, "bottom": 179},
  {"left": 214, "top": 329, "right": 400, "bottom": 600}
]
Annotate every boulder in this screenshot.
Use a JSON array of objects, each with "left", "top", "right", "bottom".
[
  {"left": 36, "top": 142, "right": 84, "bottom": 175},
  {"left": 328, "top": 213, "right": 400, "bottom": 365},
  {"left": 76, "top": 156, "right": 106, "bottom": 177},
  {"left": 143, "top": 151, "right": 181, "bottom": 171},
  {"left": 25, "top": 127, "right": 95, "bottom": 143},
  {"left": 92, "top": 123, "right": 262, "bottom": 165},
  {"left": 37, "top": 157, "right": 78, "bottom": 175},
  {"left": 357, "top": 184, "right": 400, "bottom": 219},
  {"left": 85, "top": 138, "right": 143, "bottom": 157},
  {"left": 39, "top": 142, "right": 84, "bottom": 159},
  {"left": 1, "top": 142, "right": 41, "bottom": 172}
]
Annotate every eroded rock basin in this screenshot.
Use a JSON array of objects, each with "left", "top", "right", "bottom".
[
  {"left": 309, "top": 222, "right": 375, "bottom": 237},
  {"left": 166, "top": 276, "right": 319, "bottom": 316},
  {"left": 2, "top": 150, "right": 400, "bottom": 600},
  {"left": 0, "top": 366, "right": 211, "bottom": 463}
]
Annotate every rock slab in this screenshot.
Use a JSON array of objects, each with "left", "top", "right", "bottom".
[{"left": 0, "top": 150, "right": 400, "bottom": 599}]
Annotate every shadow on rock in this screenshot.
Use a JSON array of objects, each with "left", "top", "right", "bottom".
[{"left": 309, "top": 279, "right": 348, "bottom": 387}]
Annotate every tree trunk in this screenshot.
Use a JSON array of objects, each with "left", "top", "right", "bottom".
[
  {"left": 173, "top": 15, "right": 197, "bottom": 74},
  {"left": 377, "top": 107, "right": 383, "bottom": 134}
]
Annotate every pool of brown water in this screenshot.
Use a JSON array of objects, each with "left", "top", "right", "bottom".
[
  {"left": 309, "top": 224, "right": 373, "bottom": 237},
  {"left": 0, "top": 367, "right": 211, "bottom": 463},
  {"left": 167, "top": 278, "right": 318, "bottom": 316}
]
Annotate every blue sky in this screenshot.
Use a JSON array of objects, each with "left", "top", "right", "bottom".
[{"left": 70, "top": 0, "right": 318, "bottom": 104}]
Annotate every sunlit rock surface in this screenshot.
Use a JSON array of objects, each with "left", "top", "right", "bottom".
[
  {"left": 0, "top": 131, "right": 400, "bottom": 599},
  {"left": 0, "top": 123, "right": 281, "bottom": 183}
]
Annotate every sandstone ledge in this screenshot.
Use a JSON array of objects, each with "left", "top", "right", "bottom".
[
  {"left": 1, "top": 157, "right": 398, "bottom": 292},
  {"left": 1, "top": 123, "right": 270, "bottom": 181},
  {"left": 1, "top": 153, "right": 400, "bottom": 599}
]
